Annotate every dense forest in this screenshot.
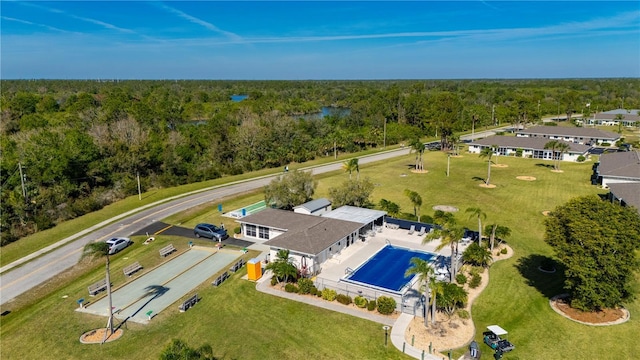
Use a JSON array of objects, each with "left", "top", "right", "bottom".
[{"left": 1, "top": 79, "right": 639, "bottom": 245}]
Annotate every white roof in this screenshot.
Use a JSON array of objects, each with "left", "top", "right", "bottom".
[
  {"left": 322, "top": 205, "right": 386, "bottom": 224},
  {"left": 487, "top": 325, "right": 508, "bottom": 336}
]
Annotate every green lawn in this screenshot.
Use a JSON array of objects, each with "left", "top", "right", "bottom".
[{"left": 2, "top": 149, "right": 639, "bottom": 359}]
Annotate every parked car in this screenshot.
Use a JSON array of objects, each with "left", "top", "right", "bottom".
[
  {"left": 194, "top": 223, "right": 228, "bottom": 241},
  {"left": 106, "top": 237, "right": 131, "bottom": 255}
]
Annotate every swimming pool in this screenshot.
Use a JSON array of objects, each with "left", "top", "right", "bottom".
[{"left": 344, "top": 245, "right": 436, "bottom": 293}]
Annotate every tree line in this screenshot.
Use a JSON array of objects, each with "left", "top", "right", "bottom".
[{"left": 1, "top": 79, "right": 638, "bottom": 244}]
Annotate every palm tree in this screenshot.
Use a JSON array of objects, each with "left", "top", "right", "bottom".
[
  {"left": 484, "top": 224, "right": 511, "bottom": 251},
  {"left": 437, "top": 282, "right": 468, "bottom": 317},
  {"left": 405, "top": 257, "right": 435, "bottom": 327},
  {"left": 404, "top": 189, "right": 422, "bottom": 222},
  {"left": 83, "top": 242, "right": 114, "bottom": 343},
  {"left": 411, "top": 139, "right": 426, "bottom": 171},
  {"left": 425, "top": 221, "right": 465, "bottom": 281},
  {"left": 478, "top": 146, "right": 496, "bottom": 185},
  {"left": 544, "top": 140, "right": 559, "bottom": 169},
  {"left": 379, "top": 199, "right": 401, "bottom": 218},
  {"left": 554, "top": 142, "right": 570, "bottom": 171},
  {"left": 429, "top": 278, "right": 444, "bottom": 325},
  {"left": 450, "top": 134, "right": 461, "bottom": 156},
  {"left": 465, "top": 207, "right": 486, "bottom": 246},
  {"left": 342, "top": 158, "right": 359, "bottom": 180},
  {"left": 266, "top": 249, "right": 297, "bottom": 285},
  {"left": 462, "top": 243, "right": 493, "bottom": 267}
]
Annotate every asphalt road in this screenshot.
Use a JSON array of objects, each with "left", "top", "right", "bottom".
[{"left": 0, "top": 128, "right": 499, "bottom": 306}]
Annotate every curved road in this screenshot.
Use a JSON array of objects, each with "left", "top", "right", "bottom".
[{"left": 0, "top": 129, "right": 500, "bottom": 306}]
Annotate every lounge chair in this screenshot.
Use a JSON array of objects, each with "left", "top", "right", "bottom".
[
  {"left": 417, "top": 226, "right": 426, "bottom": 236},
  {"left": 408, "top": 225, "right": 415, "bottom": 235}
]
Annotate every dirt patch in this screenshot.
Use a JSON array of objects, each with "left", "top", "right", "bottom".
[
  {"left": 406, "top": 245, "right": 514, "bottom": 356},
  {"left": 516, "top": 176, "right": 536, "bottom": 181},
  {"left": 550, "top": 295, "right": 629, "bottom": 326},
  {"left": 492, "top": 164, "right": 508, "bottom": 168},
  {"left": 432, "top": 205, "right": 459, "bottom": 212},
  {"left": 80, "top": 328, "right": 124, "bottom": 344},
  {"left": 410, "top": 169, "right": 429, "bottom": 174},
  {"left": 551, "top": 169, "right": 564, "bottom": 173},
  {"left": 542, "top": 211, "right": 551, "bottom": 216},
  {"left": 478, "top": 183, "right": 496, "bottom": 188}
]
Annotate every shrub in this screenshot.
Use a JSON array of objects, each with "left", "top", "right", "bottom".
[
  {"left": 297, "top": 278, "right": 314, "bottom": 294},
  {"left": 469, "top": 273, "right": 482, "bottom": 289},
  {"left": 457, "top": 309, "right": 470, "bottom": 319},
  {"left": 336, "top": 294, "right": 352, "bottom": 305},
  {"left": 321, "top": 288, "right": 337, "bottom": 301},
  {"left": 354, "top": 296, "right": 368, "bottom": 308},
  {"left": 270, "top": 277, "right": 278, "bottom": 286},
  {"left": 577, "top": 155, "right": 586, "bottom": 162},
  {"left": 284, "top": 283, "right": 299, "bottom": 293},
  {"left": 316, "top": 290, "right": 323, "bottom": 298},
  {"left": 501, "top": 247, "right": 508, "bottom": 254},
  {"left": 601, "top": 142, "right": 611, "bottom": 147},
  {"left": 456, "top": 273, "right": 467, "bottom": 285},
  {"left": 367, "top": 300, "right": 377, "bottom": 311},
  {"left": 309, "top": 286, "right": 319, "bottom": 296},
  {"left": 233, "top": 226, "right": 241, "bottom": 234},
  {"left": 376, "top": 296, "right": 396, "bottom": 315}
]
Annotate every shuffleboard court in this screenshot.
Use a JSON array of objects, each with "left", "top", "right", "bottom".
[{"left": 79, "top": 247, "right": 241, "bottom": 324}]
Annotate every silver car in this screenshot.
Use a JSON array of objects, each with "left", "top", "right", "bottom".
[{"left": 106, "top": 237, "right": 131, "bottom": 254}]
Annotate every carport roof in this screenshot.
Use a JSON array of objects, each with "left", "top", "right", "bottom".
[{"left": 322, "top": 206, "right": 386, "bottom": 224}]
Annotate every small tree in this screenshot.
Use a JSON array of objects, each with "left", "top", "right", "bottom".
[
  {"left": 411, "top": 139, "right": 426, "bottom": 171},
  {"left": 160, "top": 339, "right": 217, "bottom": 360},
  {"left": 342, "top": 158, "right": 360, "bottom": 180},
  {"left": 266, "top": 249, "right": 297, "bottom": 285},
  {"left": 83, "top": 242, "right": 114, "bottom": 343},
  {"left": 478, "top": 146, "right": 496, "bottom": 185},
  {"left": 329, "top": 178, "right": 375, "bottom": 208},
  {"left": 264, "top": 170, "right": 317, "bottom": 210},
  {"left": 378, "top": 199, "right": 401, "bottom": 218},
  {"left": 436, "top": 283, "right": 468, "bottom": 318},
  {"left": 484, "top": 224, "right": 511, "bottom": 251},
  {"left": 462, "top": 243, "right": 493, "bottom": 268},
  {"left": 544, "top": 195, "right": 640, "bottom": 311}
]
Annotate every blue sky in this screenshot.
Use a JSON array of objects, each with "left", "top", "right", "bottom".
[{"left": 1, "top": 1, "right": 639, "bottom": 79}]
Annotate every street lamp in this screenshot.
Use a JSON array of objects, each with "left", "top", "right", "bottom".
[
  {"left": 382, "top": 325, "right": 390, "bottom": 347},
  {"left": 447, "top": 153, "right": 451, "bottom": 177}
]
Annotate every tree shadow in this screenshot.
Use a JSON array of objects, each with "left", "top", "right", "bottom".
[
  {"left": 535, "top": 163, "right": 555, "bottom": 169},
  {"left": 472, "top": 176, "right": 486, "bottom": 183},
  {"left": 117, "top": 285, "right": 169, "bottom": 328},
  {"left": 514, "top": 254, "right": 565, "bottom": 299}
]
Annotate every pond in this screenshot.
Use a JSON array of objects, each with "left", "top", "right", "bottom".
[
  {"left": 299, "top": 106, "right": 351, "bottom": 120},
  {"left": 230, "top": 95, "right": 248, "bottom": 102}
]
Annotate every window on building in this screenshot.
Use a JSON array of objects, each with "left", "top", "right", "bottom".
[
  {"left": 258, "top": 226, "right": 269, "bottom": 240},
  {"left": 246, "top": 224, "right": 256, "bottom": 237}
]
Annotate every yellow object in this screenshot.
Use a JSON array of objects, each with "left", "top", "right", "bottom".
[{"left": 247, "top": 258, "right": 262, "bottom": 281}]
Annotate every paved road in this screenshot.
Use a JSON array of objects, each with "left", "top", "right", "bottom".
[{"left": 0, "top": 128, "right": 502, "bottom": 306}]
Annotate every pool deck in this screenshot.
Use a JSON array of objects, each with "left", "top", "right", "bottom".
[{"left": 318, "top": 226, "right": 463, "bottom": 286}]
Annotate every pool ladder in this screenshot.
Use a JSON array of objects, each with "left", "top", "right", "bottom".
[{"left": 345, "top": 267, "right": 354, "bottom": 275}]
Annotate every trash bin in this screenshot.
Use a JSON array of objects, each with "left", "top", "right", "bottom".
[{"left": 469, "top": 340, "right": 479, "bottom": 359}]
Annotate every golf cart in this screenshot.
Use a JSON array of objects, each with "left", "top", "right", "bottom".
[{"left": 483, "top": 325, "right": 515, "bottom": 352}]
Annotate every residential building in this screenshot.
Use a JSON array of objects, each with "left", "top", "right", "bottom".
[
  {"left": 515, "top": 125, "right": 620, "bottom": 145},
  {"left": 468, "top": 135, "right": 590, "bottom": 162},
  {"left": 594, "top": 150, "right": 640, "bottom": 187},
  {"left": 293, "top": 198, "right": 332, "bottom": 216},
  {"left": 584, "top": 109, "right": 640, "bottom": 127},
  {"left": 607, "top": 182, "right": 640, "bottom": 216}
]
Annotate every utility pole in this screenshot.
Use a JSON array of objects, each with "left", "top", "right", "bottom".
[
  {"left": 492, "top": 105, "right": 495, "bottom": 126},
  {"left": 18, "top": 162, "right": 27, "bottom": 201},
  {"left": 137, "top": 171, "right": 142, "bottom": 200},
  {"left": 383, "top": 117, "right": 387, "bottom": 149}
]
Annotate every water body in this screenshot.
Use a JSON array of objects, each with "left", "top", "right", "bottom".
[
  {"left": 299, "top": 106, "right": 351, "bottom": 120},
  {"left": 230, "top": 95, "right": 248, "bottom": 102}
]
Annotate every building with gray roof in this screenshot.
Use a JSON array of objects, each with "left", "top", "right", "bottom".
[
  {"left": 293, "top": 198, "right": 332, "bottom": 216},
  {"left": 468, "top": 135, "right": 590, "bottom": 162},
  {"left": 516, "top": 125, "right": 620, "bottom": 145},
  {"left": 595, "top": 150, "right": 640, "bottom": 187},
  {"left": 607, "top": 183, "right": 640, "bottom": 216},
  {"left": 237, "top": 207, "right": 383, "bottom": 276}
]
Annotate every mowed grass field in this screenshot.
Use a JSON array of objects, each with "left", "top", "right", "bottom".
[{"left": 2, "top": 148, "right": 639, "bottom": 359}]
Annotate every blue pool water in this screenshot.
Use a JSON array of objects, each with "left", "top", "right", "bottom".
[{"left": 346, "top": 245, "right": 436, "bottom": 293}]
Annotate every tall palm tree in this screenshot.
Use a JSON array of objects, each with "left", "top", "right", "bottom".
[
  {"left": 554, "top": 142, "right": 570, "bottom": 171},
  {"left": 342, "top": 158, "right": 359, "bottom": 180},
  {"left": 465, "top": 207, "right": 486, "bottom": 246},
  {"left": 478, "top": 146, "right": 496, "bottom": 185},
  {"left": 544, "top": 140, "right": 559, "bottom": 169},
  {"left": 404, "top": 189, "right": 423, "bottom": 222},
  {"left": 405, "top": 257, "right": 435, "bottom": 327},
  {"left": 425, "top": 221, "right": 465, "bottom": 282},
  {"left": 83, "top": 242, "right": 114, "bottom": 343},
  {"left": 411, "top": 140, "right": 426, "bottom": 171}
]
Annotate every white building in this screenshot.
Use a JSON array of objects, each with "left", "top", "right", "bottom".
[
  {"left": 293, "top": 198, "right": 332, "bottom": 216},
  {"left": 468, "top": 135, "right": 590, "bottom": 162},
  {"left": 515, "top": 126, "right": 620, "bottom": 146}
]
